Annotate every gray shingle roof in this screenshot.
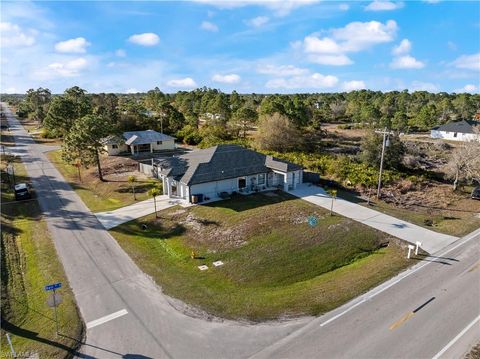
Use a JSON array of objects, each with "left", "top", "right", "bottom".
[
  {"left": 123, "top": 130, "right": 175, "bottom": 145},
  {"left": 156, "top": 144, "right": 302, "bottom": 185},
  {"left": 432, "top": 120, "right": 480, "bottom": 134}
]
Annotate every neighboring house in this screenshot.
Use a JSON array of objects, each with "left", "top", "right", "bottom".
[
  {"left": 102, "top": 130, "right": 175, "bottom": 155},
  {"left": 153, "top": 144, "right": 303, "bottom": 203},
  {"left": 431, "top": 120, "right": 480, "bottom": 142}
]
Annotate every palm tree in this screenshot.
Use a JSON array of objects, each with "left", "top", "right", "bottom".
[
  {"left": 128, "top": 175, "right": 137, "bottom": 200},
  {"left": 149, "top": 187, "right": 161, "bottom": 218}
]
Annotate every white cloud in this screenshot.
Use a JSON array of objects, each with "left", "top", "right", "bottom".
[
  {"left": 256, "top": 64, "right": 309, "bottom": 76},
  {"left": 167, "top": 77, "right": 197, "bottom": 88},
  {"left": 390, "top": 55, "right": 425, "bottom": 69},
  {"left": 128, "top": 33, "right": 160, "bottom": 46},
  {"left": 452, "top": 53, "right": 480, "bottom": 71},
  {"left": 126, "top": 88, "right": 139, "bottom": 94},
  {"left": 411, "top": 81, "right": 438, "bottom": 92},
  {"left": 34, "top": 57, "right": 89, "bottom": 80},
  {"left": 304, "top": 36, "right": 342, "bottom": 54},
  {"left": 191, "top": 0, "right": 320, "bottom": 17},
  {"left": 54, "top": 37, "right": 90, "bottom": 54},
  {"left": 454, "top": 84, "right": 478, "bottom": 93},
  {"left": 339, "top": 3, "right": 350, "bottom": 11},
  {"left": 307, "top": 54, "right": 353, "bottom": 66},
  {"left": 115, "top": 49, "right": 127, "bottom": 57},
  {"left": 212, "top": 73, "right": 241, "bottom": 83},
  {"left": 0, "top": 22, "right": 36, "bottom": 47},
  {"left": 200, "top": 21, "right": 219, "bottom": 32},
  {"left": 246, "top": 16, "right": 269, "bottom": 27},
  {"left": 266, "top": 73, "right": 338, "bottom": 89},
  {"left": 299, "top": 20, "right": 398, "bottom": 66},
  {"left": 365, "top": 1, "right": 404, "bottom": 11},
  {"left": 331, "top": 20, "right": 398, "bottom": 52},
  {"left": 392, "top": 39, "right": 411, "bottom": 55},
  {"left": 343, "top": 80, "right": 366, "bottom": 91}
]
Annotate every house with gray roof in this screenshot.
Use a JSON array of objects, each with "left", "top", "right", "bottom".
[
  {"left": 153, "top": 144, "right": 303, "bottom": 203},
  {"left": 431, "top": 120, "right": 480, "bottom": 142},
  {"left": 102, "top": 130, "right": 175, "bottom": 155}
]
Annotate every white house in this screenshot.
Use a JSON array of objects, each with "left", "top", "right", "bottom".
[
  {"left": 154, "top": 144, "right": 303, "bottom": 203},
  {"left": 102, "top": 130, "right": 175, "bottom": 156},
  {"left": 430, "top": 120, "right": 480, "bottom": 142}
]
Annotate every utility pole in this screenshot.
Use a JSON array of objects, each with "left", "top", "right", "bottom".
[{"left": 375, "top": 128, "right": 394, "bottom": 199}]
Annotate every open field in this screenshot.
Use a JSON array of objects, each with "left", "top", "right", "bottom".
[
  {"left": 47, "top": 150, "right": 161, "bottom": 212},
  {"left": 110, "top": 191, "right": 413, "bottom": 321},
  {"left": 0, "top": 147, "right": 83, "bottom": 358}
]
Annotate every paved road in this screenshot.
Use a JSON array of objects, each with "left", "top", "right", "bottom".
[
  {"left": 291, "top": 184, "right": 458, "bottom": 254},
  {"left": 4, "top": 104, "right": 479, "bottom": 358}
]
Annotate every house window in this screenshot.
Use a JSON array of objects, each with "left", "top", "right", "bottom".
[
  {"left": 454, "top": 132, "right": 458, "bottom": 138},
  {"left": 157, "top": 141, "right": 162, "bottom": 145},
  {"left": 258, "top": 173, "right": 265, "bottom": 185},
  {"left": 112, "top": 144, "right": 118, "bottom": 149}
]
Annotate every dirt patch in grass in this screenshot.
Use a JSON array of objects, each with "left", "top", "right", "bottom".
[
  {"left": 47, "top": 150, "right": 161, "bottom": 212},
  {"left": 110, "top": 192, "right": 412, "bottom": 321}
]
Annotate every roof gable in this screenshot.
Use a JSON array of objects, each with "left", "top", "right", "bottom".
[
  {"left": 123, "top": 130, "right": 175, "bottom": 145},
  {"left": 433, "top": 120, "right": 480, "bottom": 134},
  {"left": 157, "top": 144, "right": 302, "bottom": 185}
]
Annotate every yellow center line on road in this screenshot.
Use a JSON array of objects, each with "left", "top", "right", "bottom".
[
  {"left": 389, "top": 311, "right": 415, "bottom": 330},
  {"left": 467, "top": 261, "right": 480, "bottom": 273}
]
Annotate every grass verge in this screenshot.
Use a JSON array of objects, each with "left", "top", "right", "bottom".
[
  {"left": 110, "top": 191, "right": 412, "bottom": 321},
  {"left": 47, "top": 150, "right": 159, "bottom": 212},
  {"left": 1, "top": 152, "right": 84, "bottom": 358}
]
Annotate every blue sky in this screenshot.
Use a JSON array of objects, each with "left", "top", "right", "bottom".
[{"left": 1, "top": 0, "right": 479, "bottom": 94}]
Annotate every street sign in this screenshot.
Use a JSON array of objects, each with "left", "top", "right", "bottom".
[
  {"left": 47, "top": 293, "right": 62, "bottom": 308},
  {"left": 45, "top": 283, "right": 62, "bottom": 291}
]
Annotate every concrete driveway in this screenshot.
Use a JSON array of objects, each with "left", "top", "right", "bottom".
[
  {"left": 291, "top": 183, "right": 459, "bottom": 254},
  {"left": 95, "top": 196, "right": 183, "bottom": 229}
]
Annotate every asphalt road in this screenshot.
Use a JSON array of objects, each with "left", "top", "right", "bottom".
[{"left": 3, "top": 103, "right": 480, "bottom": 359}]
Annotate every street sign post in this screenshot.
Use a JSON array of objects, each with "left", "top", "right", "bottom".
[{"left": 45, "top": 282, "right": 62, "bottom": 335}]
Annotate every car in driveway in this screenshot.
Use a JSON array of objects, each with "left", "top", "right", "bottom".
[
  {"left": 14, "top": 183, "right": 32, "bottom": 201},
  {"left": 472, "top": 186, "right": 480, "bottom": 200}
]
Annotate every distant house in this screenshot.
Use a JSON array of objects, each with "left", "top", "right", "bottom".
[
  {"left": 103, "top": 130, "right": 175, "bottom": 156},
  {"left": 153, "top": 144, "right": 303, "bottom": 203},
  {"left": 430, "top": 120, "right": 480, "bottom": 142}
]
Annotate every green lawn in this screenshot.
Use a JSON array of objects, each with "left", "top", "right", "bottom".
[
  {"left": 110, "top": 191, "right": 412, "bottom": 321},
  {"left": 47, "top": 150, "right": 160, "bottom": 212},
  {"left": 1, "top": 154, "right": 83, "bottom": 358}
]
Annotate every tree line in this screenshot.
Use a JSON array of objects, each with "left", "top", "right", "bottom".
[{"left": 6, "top": 86, "right": 480, "bottom": 187}]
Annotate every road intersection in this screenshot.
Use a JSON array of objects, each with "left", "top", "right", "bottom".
[{"left": 3, "top": 103, "right": 479, "bottom": 358}]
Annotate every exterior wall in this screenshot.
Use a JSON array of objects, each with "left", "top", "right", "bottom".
[
  {"left": 430, "top": 130, "right": 480, "bottom": 142},
  {"left": 190, "top": 178, "right": 239, "bottom": 201},
  {"left": 104, "top": 143, "right": 128, "bottom": 156},
  {"left": 151, "top": 139, "right": 175, "bottom": 151}
]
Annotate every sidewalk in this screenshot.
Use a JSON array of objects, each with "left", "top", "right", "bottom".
[
  {"left": 290, "top": 184, "right": 459, "bottom": 254},
  {"left": 95, "top": 195, "right": 184, "bottom": 229}
]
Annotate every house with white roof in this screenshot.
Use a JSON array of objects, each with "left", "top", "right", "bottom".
[
  {"left": 102, "top": 130, "right": 175, "bottom": 155},
  {"left": 430, "top": 120, "right": 480, "bottom": 142}
]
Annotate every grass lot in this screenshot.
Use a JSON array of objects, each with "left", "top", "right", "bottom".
[
  {"left": 110, "top": 191, "right": 412, "bottom": 321},
  {"left": 1, "top": 148, "right": 83, "bottom": 358},
  {"left": 47, "top": 150, "right": 160, "bottom": 212}
]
